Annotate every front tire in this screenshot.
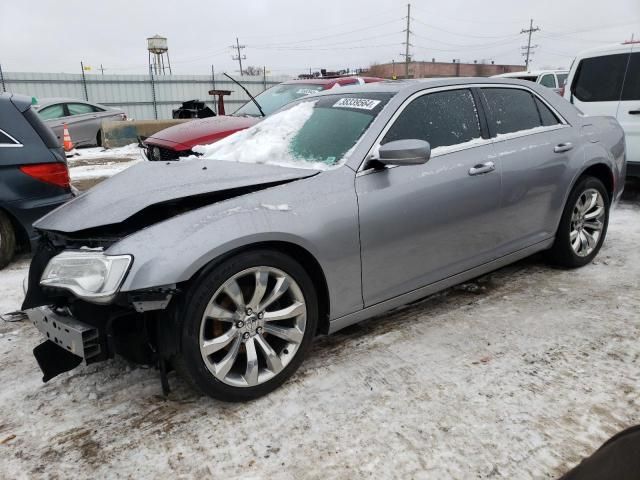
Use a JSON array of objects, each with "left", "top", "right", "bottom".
[
  {"left": 174, "top": 250, "right": 318, "bottom": 401},
  {"left": 548, "top": 176, "right": 610, "bottom": 268},
  {"left": 0, "top": 210, "right": 16, "bottom": 270}
]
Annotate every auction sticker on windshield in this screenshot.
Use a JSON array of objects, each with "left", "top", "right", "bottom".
[
  {"left": 333, "top": 98, "right": 381, "bottom": 110},
  {"left": 297, "top": 88, "right": 321, "bottom": 96}
]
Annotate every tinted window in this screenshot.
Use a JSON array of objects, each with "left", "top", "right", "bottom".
[
  {"left": 622, "top": 52, "right": 640, "bottom": 101},
  {"left": 382, "top": 89, "right": 481, "bottom": 149},
  {"left": 572, "top": 53, "right": 629, "bottom": 102},
  {"left": 38, "top": 104, "right": 65, "bottom": 120},
  {"left": 534, "top": 97, "right": 560, "bottom": 126},
  {"left": 539, "top": 74, "right": 556, "bottom": 88},
  {"left": 0, "top": 130, "right": 18, "bottom": 144},
  {"left": 482, "top": 88, "right": 541, "bottom": 135},
  {"left": 67, "top": 103, "right": 94, "bottom": 115}
]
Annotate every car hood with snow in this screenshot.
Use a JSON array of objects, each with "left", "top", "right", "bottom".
[{"left": 34, "top": 159, "right": 318, "bottom": 233}]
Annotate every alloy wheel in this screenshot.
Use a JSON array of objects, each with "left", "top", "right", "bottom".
[
  {"left": 199, "top": 266, "right": 307, "bottom": 387},
  {"left": 570, "top": 188, "right": 605, "bottom": 257}
]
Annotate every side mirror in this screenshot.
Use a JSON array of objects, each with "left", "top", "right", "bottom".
[{"left": 378, "top": 139, "right": 431, "bottom": 166}]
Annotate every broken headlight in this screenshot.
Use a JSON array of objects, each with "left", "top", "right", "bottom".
[{"left": 40, "top": 251, "right": 132, "bottom": 303}]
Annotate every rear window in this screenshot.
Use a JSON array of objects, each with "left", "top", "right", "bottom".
[
  {"left": 482, "top": 88, "right": 541, "bottom": 136},
  {"left": 571, "top": 53, "right": 629, "bottom": 102},
  {"left": 534, "top": 97, "right": 560, "bottom": 126},
  {"left": 621, "top": 52, "right": 640, "bottom": 101},
  {"left": 23, "top": 108, "right": 61, "bottom": 149}
]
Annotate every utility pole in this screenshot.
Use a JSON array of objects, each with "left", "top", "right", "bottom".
[
  {"left": 400, "top": 3, "right": 412, "bottom": 79},
  {"left": 80, "top": 61, "right": 89, "bottom": 101},
  {"left": 231, "top": 37, "right": 246, "bottom": 76},
  {"left": 521, "top": 19, "right": 540, "bottom": 70},
  {"left": 99, "top": 64, "right": 105, "bottom": 75}
]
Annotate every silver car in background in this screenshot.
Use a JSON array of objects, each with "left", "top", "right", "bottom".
[
  {"left": 33, "top": 98, "right": 127, "bottom": 147},
  {"left": 22, "top": 78, "right": 625, "bottom": 401}
]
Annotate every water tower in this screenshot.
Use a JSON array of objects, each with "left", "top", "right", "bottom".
[{"left": 147, "top": 35, "right": 172, "bottom": 75}]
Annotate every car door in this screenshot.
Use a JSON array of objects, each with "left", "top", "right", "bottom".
[
  {"left": 37, "top": 103, "right": 66, "bottom": 145},
  {"left": 356, "top": 87, "right": 502, "bottom": 306},
  {"left": 479, "top": 86, "right": 578, "bottom": 254},
  {"left": 617, "top": 49, "right": 640, "bottom": 165},
  {"left": 64, "top": 102, "right": 99, "bottom": 145}
]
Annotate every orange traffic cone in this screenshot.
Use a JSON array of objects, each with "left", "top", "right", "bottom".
[{"left": 62, "top": 123, "right": 75, "bottom": 154}]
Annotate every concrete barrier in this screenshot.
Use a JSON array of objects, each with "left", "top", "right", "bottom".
[{"left": 101, "top": 120, "right": 191, "bottom": 148}]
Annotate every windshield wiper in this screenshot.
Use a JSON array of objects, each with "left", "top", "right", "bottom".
[{"left": 224, "top": 73, "right": 265, "bottom": 117}]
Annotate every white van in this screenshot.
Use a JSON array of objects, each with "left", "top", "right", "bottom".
[
  {"left": 564, "top": 42, "right": 639, "bottom": 176},
  {"left": 493, "top": 70, "right": 568, "bottom": 94}
]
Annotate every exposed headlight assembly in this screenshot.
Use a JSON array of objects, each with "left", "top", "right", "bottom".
[{"left": 40, "top": 251, "right": 132, "bottom": 303}]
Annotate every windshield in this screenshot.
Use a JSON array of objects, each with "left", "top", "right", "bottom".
[
  {"left": 194, "top": 92, "right": 393, "bottom": 170},
  {"left": 233, "top": 83, "right": 325, "bottom": 117}
]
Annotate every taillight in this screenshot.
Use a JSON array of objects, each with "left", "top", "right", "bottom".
[{"left": 20, "top": 163, "right": 70, "bottom": 189}]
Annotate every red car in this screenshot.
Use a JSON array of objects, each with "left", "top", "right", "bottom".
[{"left": 143, "top": 76, "right": 383, "bottom": 161}]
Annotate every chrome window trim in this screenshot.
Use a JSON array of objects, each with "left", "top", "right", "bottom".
[
  {"left": 0, "top": 128, "right": 23, "bottom": 148},
  {"left": 358, "top": 83, "right": 569, "bottom": 173}
]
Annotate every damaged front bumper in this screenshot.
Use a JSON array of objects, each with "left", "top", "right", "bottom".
[{"left": 27, "top": 306, "right": 102, "bottom": 381}]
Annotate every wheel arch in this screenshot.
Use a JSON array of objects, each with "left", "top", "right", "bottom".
[
  {"left": 181, "top": 240, "right": 331, "bottom": 336},
  {"left": 0, "top": 205, "right": 30, "bottom": 252}
]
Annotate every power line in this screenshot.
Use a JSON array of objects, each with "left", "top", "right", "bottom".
[{"left": 521, "top": 19, "right": 540, "bottom": 69}]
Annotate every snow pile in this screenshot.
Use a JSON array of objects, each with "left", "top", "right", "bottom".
[{"left": 193, "top": 101, "right": 332, "bottom": 171}]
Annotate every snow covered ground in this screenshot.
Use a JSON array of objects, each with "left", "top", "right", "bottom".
[
  {"left": 67, "top": 144, "right": 145, "bottom": 186},
  {"left": 0, "top": 181, "right": 639, "bottom": 479}
]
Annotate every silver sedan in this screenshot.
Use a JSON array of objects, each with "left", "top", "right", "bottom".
[
  {"left": 23, "top": 78, "right": 625, "bottom": 401},
  {"left": 33, "top": 98, "right": 127, "bottom": 147}
]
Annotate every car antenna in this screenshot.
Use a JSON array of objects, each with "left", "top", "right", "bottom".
[{"left": 223, "top": 72, "right": 265, "bottom": 117}]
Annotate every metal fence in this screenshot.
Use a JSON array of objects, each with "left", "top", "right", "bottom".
[{"left": 0, "top": 69, "right": 291, "bottom": 120}]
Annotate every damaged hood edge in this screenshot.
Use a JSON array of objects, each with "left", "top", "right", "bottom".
[{"left": 35, "top": 159, "right": 319, "bottom": 233}]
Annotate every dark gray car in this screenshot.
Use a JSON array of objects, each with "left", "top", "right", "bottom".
[
  {"left": 22, "top": 78, "right": 625, "bottom": 401},
  {"left": 34, "top": 98, "right": 127, "bottom": 147},
  {"left": 0, "top": 93, "right": 74, "bottom": 269}
]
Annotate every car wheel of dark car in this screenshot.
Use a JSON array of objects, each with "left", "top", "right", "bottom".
[
  {"left": 174, "top": 249, "right": 318, "bottom": 402},
  {"left": 0, "top": 210, "right": 17, "bottom": 269},
  {"left": 548, "top": 176, "right": 610, "bottom": 268}
]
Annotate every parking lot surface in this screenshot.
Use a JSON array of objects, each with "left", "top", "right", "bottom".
[{"left": 1, "top": 181, "right": 638, "bottom": 479}]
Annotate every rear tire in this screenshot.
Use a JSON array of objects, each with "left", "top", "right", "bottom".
[
  {"left": 174, "top": 250, "right": 318, "bottom": 402},
  {"left": 0, "top": 210, "right": 16, "bottom": 270},
  {"left": 547, "top": 176, "right": 609, "bottom": 268}
]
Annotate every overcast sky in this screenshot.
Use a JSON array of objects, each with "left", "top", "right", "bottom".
[{"left": 2, "top": 0, "right": 639, "bottom": 77}]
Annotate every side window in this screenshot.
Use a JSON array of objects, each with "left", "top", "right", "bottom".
[
  {"left": 67, "top": 103, "right": 95, "bottom": 115},
  {"left": 572, "top": 53, "right": 629, "bottom": 102},
  {"left": 621, "top": 52, "right": 640, "bottom": 101},
  {"left": 539, "top": 74, "right": 556, "bottom": 88},
  {"left": 482, "top": 88, "right": 541, "bottom": 135},
  {"left": 534, "top": 97, "right": 560, "bottom": 126},
  {"left": 38, "top": 104, "right": 65, "bottom": 120},
  {"left": 0, "top": 130, "right": 18, "bottom": 145},
  {"left": 382, "top": 89, "right": 481, "bottom": 150}
]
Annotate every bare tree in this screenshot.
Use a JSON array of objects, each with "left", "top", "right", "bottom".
[{"left": 242, "top": 66, "right": 262, "bottom": 76}]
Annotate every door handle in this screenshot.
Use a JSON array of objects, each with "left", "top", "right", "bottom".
[
  {"left": 468, "top": 161, "right": 495, "bottom": 176},
  {"left": 629, "top": 110, "right": 640, "bottom": 115},
  {"left": 554, "top": 142, "right": 573, "bottom": 153}
]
